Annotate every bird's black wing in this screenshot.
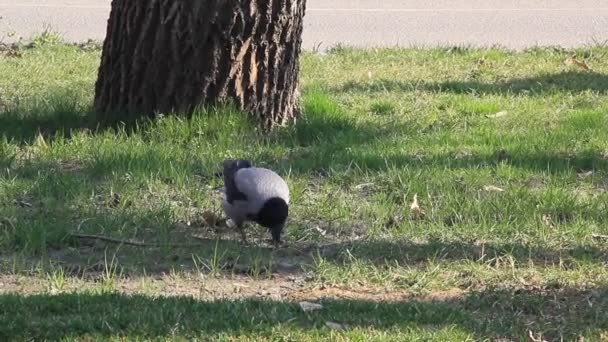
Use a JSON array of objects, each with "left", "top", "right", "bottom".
[{"left": 222, "top": 159, "right": 251, "bottom": 204}]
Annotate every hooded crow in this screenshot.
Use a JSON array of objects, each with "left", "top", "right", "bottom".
[{"left": 220, "top": 159, "right": 289, "bottom": 246}]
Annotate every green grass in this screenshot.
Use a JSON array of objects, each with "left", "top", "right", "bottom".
[
  {"left": 0, "top": 292, "right": 483, "bottom": 341},
  {"left": 1, "top": 36, "right": 608, "bottom": 340}
]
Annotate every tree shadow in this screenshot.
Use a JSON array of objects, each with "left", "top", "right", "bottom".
[
  {"left": 0, "top": 92, "right": 183, "bottom": 145},
  {"left": 1, "top": 91, "right": 606, "bottom": 341},
  {"left": 254, "top": 75, "right": 608, "bottom": 176},
  {"left": 0, "top": 96, "right": 96, "bottom": 144},
  {"left": 2, "top": 72, "right": 606, "bottom": 176},
  {"left": 5, "top": 223, "right": 608, "bottom": 279},
  {"left": 267, "top": 103, "right": 606, "bottom": 176},
  {"left": 1, "top": 127, "right": 607, "bottom": 277},
  {"left": 282, "top": 144, "right": 606, "bottom": 176},
  {"left": 1, "top": 284, "right": 607, "bottom": 340},
  {"left": 0, "top": 152, "right": 277, "bottom": 276},
  {"left": 1, "top": 70, "right": 607, "bottom": 280},
  {"left": 304, "top": 238, "right": 608, "bottom": 269},
  {"left": 3, "top": 152, "right": 607, "bottom": 276},
  {"left": 332, "top": 71, "right": 608, "bottom": 95}
]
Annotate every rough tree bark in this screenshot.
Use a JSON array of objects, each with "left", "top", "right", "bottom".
[{"left": 94, "top": 0, "right": 306, "bottom": 129}]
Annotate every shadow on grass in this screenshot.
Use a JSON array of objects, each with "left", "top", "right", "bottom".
[
  {"left": 1, "top": 285, "right": 607, "bottom": 340},
  {"left": 281, "top": 144, "right": 605, "bottom": 176},
  {"left": 331, "top": 71, "right": 608, "bottom": 95},
  {"left": 5, "top": 222, "right": 608, "bottom": 279},
  {"left": 1, "top": 77, "right": 607, "bottom": 279},
  {"left": 2, "top": 155, "right": 607, "bottom": 276},
  {"left": 0, "top": 97, "right": 95, "bottom": 144},
  {"left": 0, "top": 95, "right": 185, "bottom": 145},
  {"left": 1, "top": 102, "right": 606, "bottom": 276},
  {"left": 267, "top": 98, "right": 607, "bottom": 175},
  {"left": 2, "top": 76, "right": 606, "bottom": 175},
  {"left": 3, "top": 69, "right": 604, "bottom": 143},
  {"left": 306, "top": 238, "right": 608, "bottom": 269},
  {"left": 2, "top": 153, "right": 607, "bottom": 276}
]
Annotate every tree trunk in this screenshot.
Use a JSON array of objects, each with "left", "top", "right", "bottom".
[{"left": 94, "top": 0, "right": 306, "bottom": 129}]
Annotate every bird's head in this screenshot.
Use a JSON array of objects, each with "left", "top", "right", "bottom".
[
  {"left": 223, "top": 159, "right": 252, "bottom": 173},
  {"left": 234, "top": 159, "right": 252, "bottom": 169},
  {"left": 254, "top": 197, "right": 288, "bottom": 247}
]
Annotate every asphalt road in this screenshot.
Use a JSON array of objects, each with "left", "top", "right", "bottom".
[{"left": 1, "top": 0, "right": 607, "bottom": 49}]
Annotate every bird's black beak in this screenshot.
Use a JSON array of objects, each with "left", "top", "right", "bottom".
[{"left": 270, "top": 224, "right": 283, "bottom": 248}]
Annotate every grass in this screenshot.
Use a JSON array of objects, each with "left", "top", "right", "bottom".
[{"left": 1, "top": 35, "right": 608, "bottom": 340}]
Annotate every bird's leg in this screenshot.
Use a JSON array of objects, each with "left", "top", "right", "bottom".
[{"left": 227, "top": 218, "right": 248, "bottom": 244}]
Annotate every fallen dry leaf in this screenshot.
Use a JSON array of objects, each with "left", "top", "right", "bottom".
[
  {"left": 454, "top": 150, "right": 472, "bottom": 160},
  {"left": 386, "top": 215, "right": 402, "bottom": 227},
  {"left": 410, "top": 194, "right": 419, "bottom": 210},
  {"left": 485, "top": 111, "right": 508, "bottom": 119},
  {"left": 483, "top": 185, "right": 505, "bottom": 193},
  {"left": 542, "top": 214, "right": 554, "bottom": 228},
  {"left": 325, "top": 321, "right": 349, "bottom": 331},
  {"left": 410, "top": 193, "right": 425, "bottom": 220},
  {"left": 367, "top": 71, "right": 373, "bottom": 79},
  {"left": 315, "top": 226, "right": 327, "bottom": 236},
  {"left": 354, "top": 182, "right": 375, "bottom": 191},
  {"left": 528, "top": 330, "right": 548, "bottom": 342},
  {"left": 299, "top": 301, "right": 323, "bottom": 312},
  {"left": 592, "top": 233, "right": 608, "bottom": 240},
  {"left": 202, "top": 210, "right": 221, "bottom": 226},
  {"left": 566, "top": 55, "right": 590, "bottom": 70},
  {"left": 518, "top": 277, "right": 531, "bottom": 287},
  {"left": 574, "top": 59, "right": 590, "bottom": 70},
  {"left": 577, "top": 170, "right": 593, "bottom": 179}
]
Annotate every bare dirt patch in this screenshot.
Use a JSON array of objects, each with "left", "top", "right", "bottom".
[
  {"left": 0, "top": 273, "right": 461, "bottom": 304},
  {"left": 289, "top": 285, "right": 464, "bottom": 303}
]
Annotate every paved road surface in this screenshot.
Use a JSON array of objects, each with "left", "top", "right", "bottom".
[{"left": 1, "top": 0, "right": 607, "bottom": 49}]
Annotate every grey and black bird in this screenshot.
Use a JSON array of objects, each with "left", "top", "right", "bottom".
[{"left": 220, "top": 159, "right": 289, "bottom": 246}]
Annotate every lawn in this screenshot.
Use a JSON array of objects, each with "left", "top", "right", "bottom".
[{"left": 1, "top": 34, "right": 608, "bottom": 340}]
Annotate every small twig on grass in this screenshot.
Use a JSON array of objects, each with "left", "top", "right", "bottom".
[
  {"left": 190, "top": 234, "right": 230, "bottom": 244},
  {"left": 69, "top": 233, "right": 160, "bottom": 247},
  {"left": 71, "top": 218, "right": 219, "bottom": 247},
  {"left": 592, "top": 233, "right": 608, "bottom": 240},
  {"left": 69, "top": 232, "right": 346, "bottom": 254},
  {"left": 69, "top": 233, "right": 210, "bottom": 248}
]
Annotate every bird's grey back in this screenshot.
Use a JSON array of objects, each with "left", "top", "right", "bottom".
[{"left": 234, "top": 167, "right": 289, "bottom": 212}]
